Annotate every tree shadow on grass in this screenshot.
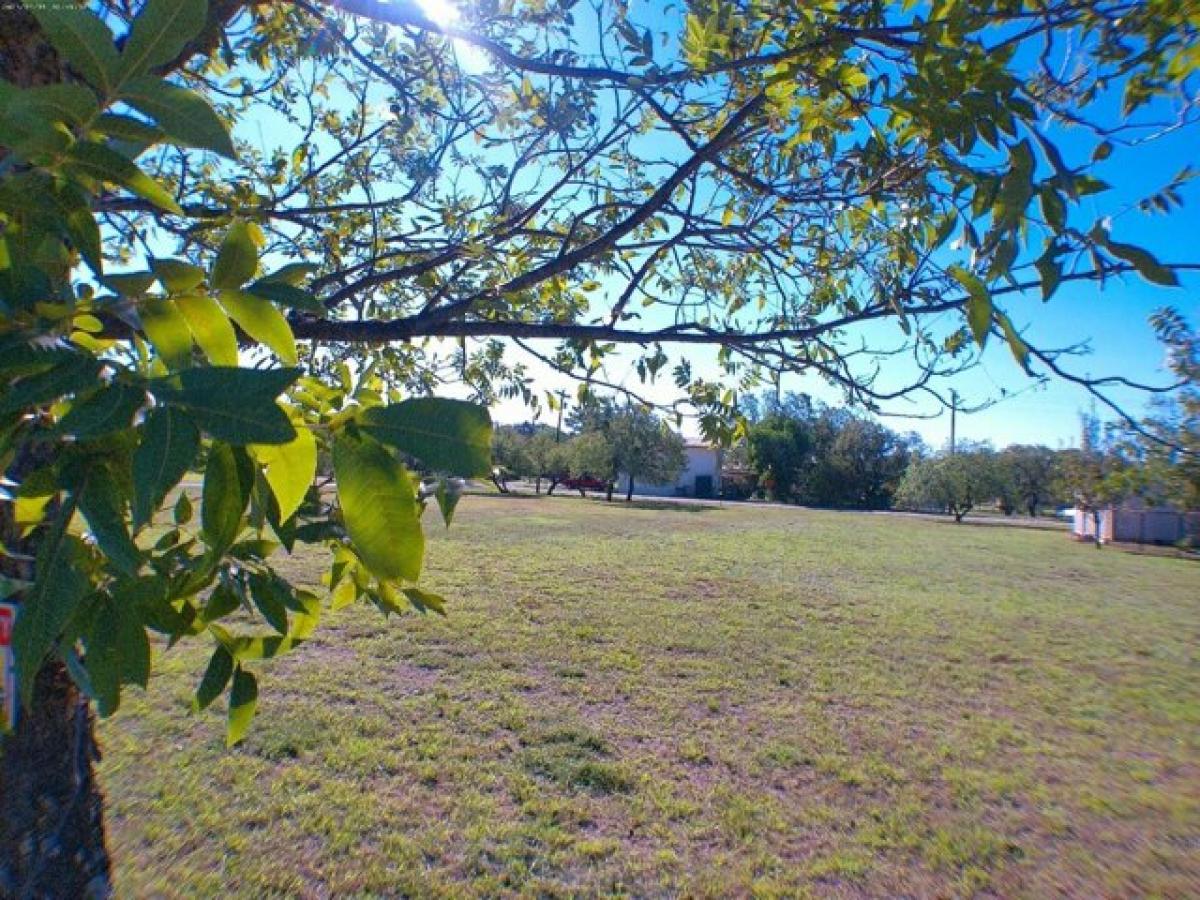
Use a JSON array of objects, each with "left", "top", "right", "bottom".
[{"left": 585, "top": 497, "right": 721, "bottom": 513}]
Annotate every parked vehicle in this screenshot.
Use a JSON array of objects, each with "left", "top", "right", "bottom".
[{"left": 561, "top": 475, "right": 609, "bottom": 494}]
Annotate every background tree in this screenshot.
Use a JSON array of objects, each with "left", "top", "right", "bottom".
[
  {"left": 568, "top": 430, "right": 618, "bottom": 499},
  {"left": 1115, "top": 309, "right": 1200, "bottom": 510},
  {"left": 1057, "top": 414, "right": 1131, "bottom": 545},
  {"left": 895, "top": 451, "right": 1003, "bottom": 522},
  {"left": 999, "top": 445, "right": 1061, "bottom": 517},
  {"left": 525, "top": 431, "right": 572, "bottom": 495},
  {"left": 801, "top": 411, "right": 922, "bottom": 509},
  {"left": 3, "top": 0, "right": 1200, "bottom": 889},
  {"left": 741, "top": 395, "right": 921, "bottom": 508},
  {"left": 746, "top": 415, "right": 811, "bottom": 502},
  {"left": 607, "top": 407, "right": 687, "bottom": 502},
  {"left": 490, "top": 425, "right": 532, "bottom": 493}
]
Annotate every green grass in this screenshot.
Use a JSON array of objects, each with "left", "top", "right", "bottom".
[{"left": 99, "top": 494, "right": 1200, "bottom": 897}]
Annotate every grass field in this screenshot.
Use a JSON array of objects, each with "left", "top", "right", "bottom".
[{"left": 98, "top": 495, "right": 1199, "bottom": 897}]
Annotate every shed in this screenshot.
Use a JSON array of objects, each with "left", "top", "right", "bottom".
[
  {"left": 1072, "top": 497, "right": 1200, "bottom": 545},
  {"left": 616, "top": 441, "right": 722, "bottom": 498}
]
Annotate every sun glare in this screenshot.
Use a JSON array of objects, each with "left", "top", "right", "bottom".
[{"left": 415, "top": 0, "right": 462, "bottom": 25}]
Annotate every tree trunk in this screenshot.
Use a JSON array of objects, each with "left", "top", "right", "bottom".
[
  {"left": 605, "top": 482, "right": 613, "bottom": 502},
  {"left": 626, "top": 477, "right": 634, "bottom": 502},
  {"left": 1, "top": 442, "right": 113, "bottom": 899},
  {"left": 546, "top": 477, "right": 558, "bottom": 496},
  {"left": 1, "top": 662, "right": 112, "bottom": 899},
  {"left": 534, "top": 476, "right": 541, "bottom": 494}
]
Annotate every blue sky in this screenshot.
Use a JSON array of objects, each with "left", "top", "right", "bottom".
[
  {"left": 223, "top": 0, "right": 1199, "bottom": 450},
  {"left": 482, "top": 3, "right": 1200, "bottom": 448}
]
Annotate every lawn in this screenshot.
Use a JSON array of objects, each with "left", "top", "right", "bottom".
[{"left": 98, "top": 495, "right": 1200, "bottom": 897}]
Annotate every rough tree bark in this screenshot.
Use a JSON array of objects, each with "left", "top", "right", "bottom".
[
  {"left": 0, "top": 664, "right": 112, "bottom": 899},
  {"left": 0, "top": 440, "right": 112, "bottom": 899},
  {"left": 0, "top": 0, "right": 246, "bottom": 885}
]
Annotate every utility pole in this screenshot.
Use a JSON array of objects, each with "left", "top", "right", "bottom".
[
  {"left": 554, "top": 389, "right": 568, "bottom": 442},
  {"left": 949, "top": 389, "right": 958, "bottom": 455}
]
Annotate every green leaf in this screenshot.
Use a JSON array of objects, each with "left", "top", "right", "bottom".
[
  {"left": 1035, "top": 252, "right": 1062, "bottom": 301},
  {"left": 121, "top": 76, "right": 237, "bottom": 159},
  {"left": 202, "top": 442, "right": 251, "bottom": 555},
  {"left": 2, "top": 112, "right": 73, "bottom": 160},
  {"left": 65, "top": 142, "right": 183, "bottom": 215},
  {"left": 78, "top": 470, "right": 142, "bottom": 576},
  {"left": 11, "top": 84, "right": 100, "bottom": 127},
  {"left": 248, "top": 573, "right": 289, "bottom": 635},
  {"left": 402, "top": 587, "right": 447, "bottom": 617},
  {"left": 57, "top": 383, "right": 143, "bottom": 439},
  {"left": 1103, "top": 239, "right": 1179, "bottom": 287},
  {"left": 11, "top": 523, "right": 89, "bottom": 701},
  {"left": 434, "top": 477, "right": 462, "bottom": 528},
  {"left": 996, "top": 312, "right": 1033, "bottom": 375},
  {"left": 95, "top": 113, "right": 165, "bottom": 150},
  {"left": 28, "top": 4, "right": 120, "bottom": 94},
  {"left": 245, "top": 280, "right": 323, "bottom": 312},
  {"left": 82, "top": 595, "right": 151, "bottom": 716},
  {"left": 140, "top": 299, "right": 193, "bottom": 370},
  {"left": 227, "top": 665, "right": 258, "bottom": 746},
  {"left": 1038, "top": 186, "right": 1066, "bottom": 232},
  {"left": 360, "top": 398, "right": 493, "bottom": 476},
  {"left": 175, "top": 293, "right": 238, "bottom": 366},
  {"left": 258, "top": 263, "right": 318, "bottom": 286},
  {"left": 150, "top": 367, "right": 300, "bottom": 445},
  {"left": 103, "top": 272, "right": 156, "bottom": 296},
  {"left": 56, "top": 184, "right": 104, "bottom": 276},
  {"left": 251, "top": 428, "right": 317, "bottom": 522},
  {"left": 174, "top": 490, "right": 193, "bottom": 525},
  {"left": 948, "top": 265, "right": 992, "bottom": 348},
  {"left": 200, "top": 585, "right": 240, "bottom": 624},
  {"left": 210, "top": 221, "right": 260, "bottom": 290},
  {"left": 0, "top": 355, "right": 102, "bottom": 415},
  {"left": 333, "top": 432, "right": 424, "bottom": 582},
  {"left": 117, "top": 0, "right": 208, "bottom": 81},
  {"left": 219, "top": 290, "right": 297, "bottom": 365},
  {"left": 993, "top": 139, "right": 1035, "bottom": 228},
  {"left": 151, "top": 257, "right": 206, "bottom": 292},
  {"left": 193, "top": 644, "right": 234, "bottom": 711},
  {"left": 132, "top": 405, "right": 200, "bottom": 530}
]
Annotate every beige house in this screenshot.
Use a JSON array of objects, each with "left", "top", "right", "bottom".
[
  {"left": 616, "top": 441, "right": 722, "bottom": 498},
  {"left": 1072, "top": 497, "right": 1200, "bottom": 545}
]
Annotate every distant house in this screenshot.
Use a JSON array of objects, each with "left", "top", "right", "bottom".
[
  {"left": 616, "top": 441, "right": 722, "bottom": 499},
  {"left": 1072, "top": 497, "right": 1200, "bottom": 545}
]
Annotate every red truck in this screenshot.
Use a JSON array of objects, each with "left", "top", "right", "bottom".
[{"left": 559, "top": 475, "right": 610, "bottom": 494}]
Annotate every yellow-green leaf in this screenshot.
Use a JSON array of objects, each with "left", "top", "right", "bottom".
[
  {"left": 140, "top": 298, "right": 193, "bottom": 369},
  {"left": 151, "top": 257, "right": 205, "bottom": 292},
  {"left": 210, "top": 221, "right": 260, "bottom": 289},
  {"left": 226, "top": 665, "right": 257, "bottom": 746},
  {"left": 175, "top": 293, "right": 238, "bottom": 366},
  {"left": 948, "top": 265, "right": 993, "bottom": 348},
  {"left": 219, "top": 290, "right": 296, "bottom": 365},
  {"left": 332, "top": 432, "right": 424, "bottom": 582},
  {"left": 251, "top": 427, "right": 317, "bottom": 522},
  {"left": 65, "top": 142, "right": 183, "bottom": 215}
]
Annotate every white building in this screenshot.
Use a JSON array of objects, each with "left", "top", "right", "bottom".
[
  {"left": 1072, "top": 497, "right": 1200, "bottom": 545},
  {"left": 616, "top": 441, "right": 722, "bottom": 498}
]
